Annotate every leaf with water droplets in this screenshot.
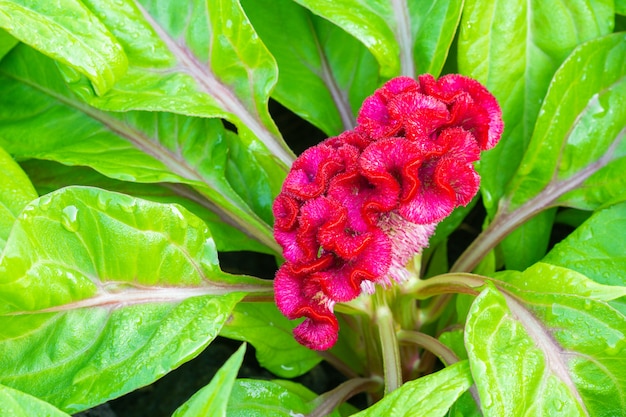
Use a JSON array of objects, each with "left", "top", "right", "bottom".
[
  {"left": 466, "top": 283, "right": 626, "bottom": 416},
  {"left": 0, "top": 146, "right": 38, "bottom": 252},
  {"left": 172, "top": 344, "right": 245, "bottom": 417},
  {"left": 0, "top": 186, "right": 271, "bottom": 413},
  {"left": 0, "top": 385, "right": 70, "bottom": 417},
  {"left": 0, "top": 0, "right": 127, "bottom": 94}
]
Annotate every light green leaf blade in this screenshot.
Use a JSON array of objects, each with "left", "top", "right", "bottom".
[
  {"left": 504, "top": 33, "right": 626, "bottom": 212},
  {"left": 74, "top": 0, "right": 293, "bottom": 166},
  {"left": 20, "top": 160, "right": 271, "bottom": 254},
  {"left": 0, "top": 186, "right": 269, "bottom": 413},
  {"left": 0, "top": 0, "right": 127, "bottom": 94},
  {"left": 0, "top": 385, "right": 70, "bottom": 417},
  {"left": 0, "top": 146, "right": 37, "bottom": 251},
  {"left": 499, "top": 208, "right": 556, "bottom": 271},
  {"left": 172, "top": 344, "right": 245, "bottom": 417},
  {"left": 543, "top": 201, "right": 626, "bottom": 314},
  {"left": 295, "top": 0, "right": 462, "bottom": 79},
  {"left": 459, "top": 0, "right": 614, "bottom": 216},
  {"left": 0, "top": 28, "right": 18, "bottom": 60},
  {"left": 543, "top": 202, "right": 626, "bottom": 288},
  {"left": 226, "top": 379, "right": 343, "bottom": 417},
  {"left": 220, "top": 302, "right": 321, "bottom": 378},
  {"left": 242, "top": 0, "right": 378, "bottom": 135},
  {"left": 466, "top": 284, "right": 626, "bottom": 416},
  {"left": 0, "top": 46, "right": 279, "bottom": 252},
  {"left": 353, "top": 361, "right": 472, "bottom": 416}
]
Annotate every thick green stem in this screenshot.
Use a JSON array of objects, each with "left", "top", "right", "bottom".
[
  {"left": 397, "top": 330, "right": 459, "bottom": 366},
  {"left": 374, "top": 290, "right": 402, "bottom": 394}
]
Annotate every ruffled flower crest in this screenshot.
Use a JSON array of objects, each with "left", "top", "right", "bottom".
[{"left": 273, "top": 75, "right": 503, "bottom": 350}]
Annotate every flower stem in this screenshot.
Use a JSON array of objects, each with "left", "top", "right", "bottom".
[
  {"left": 374, "top": 289, "right": 402, "bottom": 394},
  {"left": 308, "top": 377, "right": 380, "bottom": 417},
  {"left": 397, "top": 330, "right": 459, "bottom": 366}
]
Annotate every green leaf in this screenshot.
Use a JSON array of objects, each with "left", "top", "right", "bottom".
[
  {"left": 242, "top": 0, "right": 379, "bottom": 135},
  {"left": 0, "top": 146, "right": 37, "bottom": 251},
  {"left": 226, "top": 379, "right": 342, "bottom": 416},
  {"left": 617, "top": 0, "right": 626, "bottom": 15},
  {"left": 0, "top": 186, "right": 271, "bottom": 413},
  {"left": 466, "top": 284, "right": 626, "bottom": 416},
  {"left": 20, "top": 160, "right": 272, "bottom": 254},
  {"left": 220, "top": 302, "right": 321, "bottom": 378},
  {"left": 352, "top": 361, "right": 472, "bottom": 417},
  {"left": 504, "top": 33, "right": 626, "bottom": 212},
  {"left": 543, "top": 202, "right": 626, "bottom": 305},
  {"left": 73, "top": 0, "right": 294, "bottom": 167},
  {"left": 0, "top": 29, "right": 18, "bottom": 60},
  {"left": 0, "top": 0, "right": 127, "bottom": 95},
  {"left": 0, "top": 385, "right": 70, "bottom": 417},
  {"left": 294, "top": 0, "right": 462, "bottom": 78},
  {"left": 0, "top": 47, "right": 280, "bottom": 252},
  {"left": 499, "top": 208, "right": 556, "bottom": 271},
  {"left": 459, "top": 0, "right": 614, "bottom": 216},
  {"left": 172, "top": 344, "right": 246, "bottom": 417}
]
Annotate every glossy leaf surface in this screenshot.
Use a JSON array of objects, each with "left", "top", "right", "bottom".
[
  {"left": 0, "top": 0, "right": 127, "bottom": 94},
  {"left": 352, "top": 361, "right": 473, "bottom": 416},
  {"left": 466, "top": 282, "right": 626, "bottom": 416},
  {"left": 0, "top": 385, "right": 70, "bottom": 417},
  {"left": 459, "top": 0, "right": 614, "bottom": 215},
  {"left": 0, "top": 187, "right": 264, "bottom": 412},
  {"left": 0, "top": 47, "right": 280, "bottom": 251},
  {"left": 220, "top": 302, "right": 321, "bottom": 378},
  {"left": 172, "top": 344, "right": 246, "bottom": 417},
  {"left": 0, "top": 146, "right": 37, "bottom": 251}
]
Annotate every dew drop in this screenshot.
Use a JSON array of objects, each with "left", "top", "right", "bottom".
[
  {"left": 61, "top": 205, "right": 80, "bottom": 232},
  {"left": 38, "top": 194, "right": 54, "bottom": 211}
]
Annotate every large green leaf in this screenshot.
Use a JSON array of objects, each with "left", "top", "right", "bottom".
[
  {"left": 0, "top": 46, "right": 280, "bottom": 252},
  {"left": 543, "top": 202, "right": 626, "bottom": 288},
  {"left": 242, "top": 0, "right": 379, "bottom": 135},
  {"left": 71, "top": 0, "right": 293, "bottom": 167},
  {"left": 294, "top": 0, "right": 463, "bottom": 78},
  {"left": 466, "top": 283, "right": 626, "bottom": 416},
  {"left": 220, "top": 302, "right": 321, "bottom": 378},
  {"left": 459, "top": 0, "right": 614, "bottom": 216},
  {"left": 172, "top": 344, "right": 245, "bottom": 417},
  {"left": 0, "top": 146, "right": 37, "bottom": 251},
  {"left": 0, "top": 187, "right": 272, "bottom": 413},
  {"left": 352, "top": 360, "right": 473, "bottom": 417},
  {"left": 0, "top": 0, "right": 127, "bottom": 95},
  {"left": 226, "top": 379, "right": 343, "bottom": 416},
  {"left": 20, "top": 159, "right": 272, "bottom": 254},
  {"left": 0, "top": 29, "right": 18, "bottom": 60},
  {"left": 504, "top": 33, "right": 626, "bottom": 212},
  {"left": 0, "top": 385, "right": 70, "bottom": 417}
]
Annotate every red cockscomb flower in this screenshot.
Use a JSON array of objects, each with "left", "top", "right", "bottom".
[{"left": 273, "top": 74, "right": 503, "bottom": 350}]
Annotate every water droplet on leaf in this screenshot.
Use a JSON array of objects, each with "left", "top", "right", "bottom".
[{"left": 61, "top": 205, "right": 80, "bottom": 232}]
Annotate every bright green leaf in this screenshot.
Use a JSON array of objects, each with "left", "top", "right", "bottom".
[
  {"left": 0, "top": 146, "right": 37, "bottom": 251},
  {"left": 226, "top": 379, "right": 342, "bottom": 417},
  {"left": 0, "top": 385, "right": 70, "bottom": 417},
  {"left": 172, "top": 344, "right": 246, "bottom": 417},
  {"left": 20, "top": 159, "right": 273, "bottom": 254},
  {"left": 543, "top": 202, "right": 626, "bottom": 314},
  {"left": 0, "top": 29, "right": 18, "bottom": 59},
  {"left": 0, "top": 0, "right": 127, "bottom": 94},
  {"left": 242, "top": 0, "right": 378, "bottom": 135},
  {"left": 466, "top": 285, "right": 626, "bottom": 416},
  {"left": 499, "top": 208, "right": 556, "bottom": 271},
  {"left": 352, "top": 361, "right": 472, "bottom": 417},
  {"left": 220, "top": 302, "right": 321, "bottom": 378},
  {"left": 0, "top": 47, "right": 280, "bottom": 252},
  {"left": 295, "top": 0, "right": 462, "bottom": 79},
  {"left": 459, "top": 0, "right": 614, "bottom": 216},
  {"left": 0, "top": 186, "right": 272, "bottom": 413},
  {"left": 74, "top": 0, "right": 294, "bottom": 167},
  {"left": 504, "top": 33, "right": 626, "bottom": 212}
]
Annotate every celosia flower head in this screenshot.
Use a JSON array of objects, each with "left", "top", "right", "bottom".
[{"left": 273, "top": 74, "right": 503, "bottom": 350}]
